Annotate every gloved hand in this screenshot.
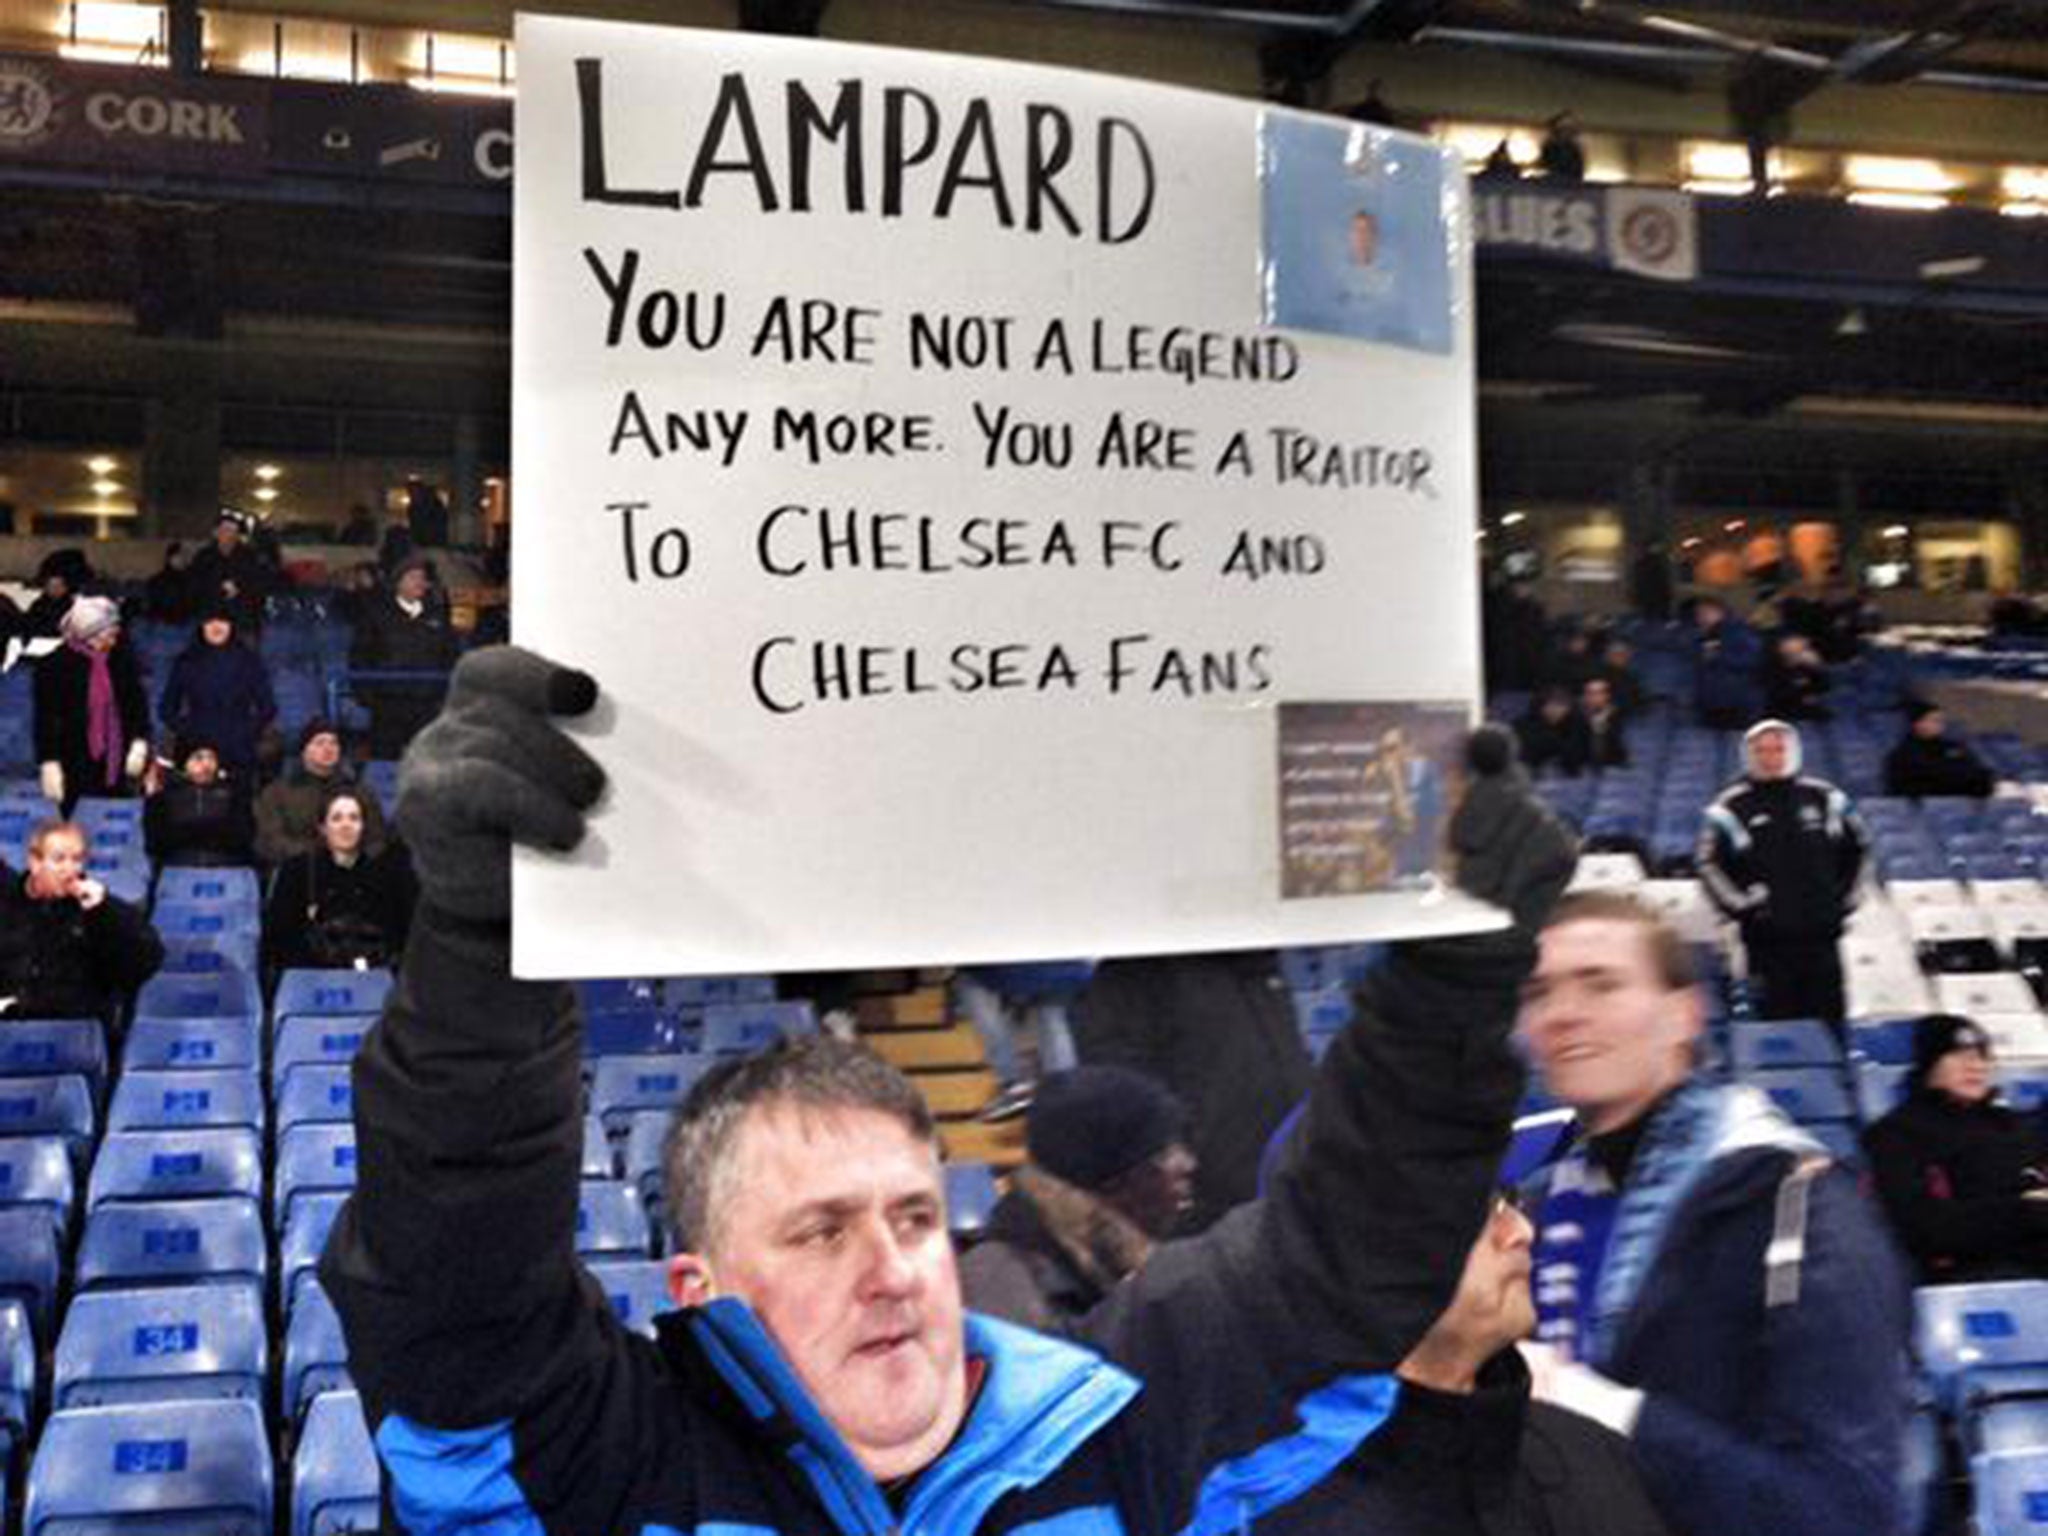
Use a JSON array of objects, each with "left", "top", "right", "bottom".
[
  {"left": 39, "top": 761, "right": 63, "bottom": 805},
  {"left": 124, "top": 739, "right": 149, "bottom": 781},
  {"left": 1450, "top": 725, "right": 1579, "bottom": 931},
  {"left": 395, "top": 646, "right": 607, "bottom": 925},
  {"left": 1521, "top": 1341, "right": 1645, "bottom": 1436}
]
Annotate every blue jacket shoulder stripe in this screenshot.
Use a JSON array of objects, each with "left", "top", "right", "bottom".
[
  {"left": 376, "top": 1414, "right": 543, "bottom": 1536},
  {"left": 1176, "top": 1373, "right": 1400, "bottom": 1536}
]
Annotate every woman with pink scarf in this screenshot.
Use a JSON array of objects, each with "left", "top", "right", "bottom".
[{"left": 34, "top": 596, "right": 151, "bottom": 815}]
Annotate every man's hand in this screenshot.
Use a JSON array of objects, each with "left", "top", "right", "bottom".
[
  {"left": 76, "top": 877, "right": 107, "bottom": 911},
  {"left": 395, "top": 646, "right": 606, "bottom": 924},
  {"left": 39, "top": 761, "right": 62, "bottom": 805}
]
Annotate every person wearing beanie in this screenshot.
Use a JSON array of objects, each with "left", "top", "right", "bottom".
[
  {"left": 185, "top": 508, "right": 271, "bottom": 632},
  {"left": 159, "top": 603, "right": 277, "bottom": 784},
  {"left": 25, "top": 547, "right": 93, "bottom": 638},
  {"left": 143, "top": 734, "right": 256, "bottom": 870},
  {"left": 1697, "top": 719, "right": 1867, "bottom": 1028},
  {"left": 1884, "top": 701, "right": 1996, "bottom": 801},
  {"left": 33, "top": 595, "right": 150, "bottom": 814},
  {"left": 349, "top": 553, "right": 460, "bottom": 759},
  {"left": 253, "top": 717, "right": 387, "bottom": 867},
  {"left": 1864, "top": 1015, "right": 2048, "bottom": 1282},
  {"left": 960, "top": 1066, "right": 1195, "bottom": 1335}
]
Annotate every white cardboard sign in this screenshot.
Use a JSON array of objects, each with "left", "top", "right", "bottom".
[{"left": 510, "top": 15, "right": 1500, "bottom": 977}]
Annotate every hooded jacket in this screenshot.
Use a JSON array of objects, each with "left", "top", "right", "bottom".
[
  {"left": 959, "top": 1166, "right": 1156, "bottom": 1336},
  {"left": 1696, "top": 722, "right": 1866, "bottom": 940},
  {"left": 160, "top": 633, "right": 277, "bottom": 772},
  {"left": 1524, "top": 1081, "right": 1909, "bottom": 1536},
  {"left": 1864, "top": 1088, "right": 2048, "bottom": 1282}
]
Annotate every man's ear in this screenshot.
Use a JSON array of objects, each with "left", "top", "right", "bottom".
[{"left": 667, "top": 1251, "right": 716, "bottom": 1307}]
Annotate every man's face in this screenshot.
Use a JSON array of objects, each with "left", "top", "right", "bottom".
[
  {"left": 43, "top": 574, "right": 69, "bottom": 600},
  {"left": 1434, "top": 1198, "right": 1537, "bottom": 1354},
  {"left": 1929, "top": 1042, "right": 1995, "bottom": 1104},
  {"left": 185, "top": 749, "right": 220, "bottom": 786},
  {"left": 302, "top": 732, "right": 342, "bottom": 776},
  {"left": 397, "top": 568, "right": 430, "bottom": 603},
  {"left": 680, "top": 1103, "right": 967, "bottom": 1481},
  {"left": 201, "top": 617, "right": 232, "bottom": 648},
  {"left": 1099, "top": 1141, "right": 1198, "bottom": 1240},
  {"left": 1749, "top": 730, "right": 1792, "bottom": 780},
  {"left": 1582, "top": 679, "right": 1611, "bottom": 715},
  {"left": 1694, "top": 601, "right": 1723, "bottom": 630},
  {"left": 26, "top": 830, "right": 87, "bottom": 900},
  {"left": 1520, "top": 918, "right": 1702, "bottom": 1135},
  {"left": 1913, "top": 710, "right": 1946, "bottom": 741},
  {"left": 215, "top": 522, "right": 239, "bottom": 553}
]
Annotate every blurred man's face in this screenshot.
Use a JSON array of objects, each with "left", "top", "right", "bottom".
[
  {"left": 1749, "top": 730, "right": 1792, "bottom": 780},
  {"left": 1913, "top": 710, "right": 1946, "bottom": 741},
  {"left": 26, "top": 829, "right": 87, "bottom": 900},
  {"left": 215, "top": 522, "right": 239, "bottom": 552},
  {"left": 397, "top": 568, "right": 430, "bottom": 603},
  {"left": 1099, "top": 1141, "right": 1198, "bottom": 1240},
  {"left": 201, "top": 617, "right": 232, "bottom": 648},
  {"left": 1540, "top": 696, "right": 1571, "bottom": 724},
  {"left": 185, "top": 749, "right": 220, "bottom": 786},
  {"left": 1582, "top": 680, "right": 1612, "bottom": 715},
  {"left": 669, "top": 1103, "right": 967, "bottom": 1482},
  {"left": 43, "top": 574, "right": 69, "bottom": 600},
  {"left": 302, "top": 732, "right": 342, "bottom": 776},
  {"left": 1520, "top": 918, "right": 1703, "bottom": 1135},
  {"left": 1694, "top": 602, "right": 1723, "bottom": 630}
]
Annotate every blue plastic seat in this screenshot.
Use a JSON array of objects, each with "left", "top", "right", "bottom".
[
  {"left": 86, "top": 1130, "right": 263, "bottom": 1210},
  {"left": 1918, "top": 1281, "right": 2048, "bottom": 1414},
  {"left": 272, "top": 1016, "right": 375, "bottom": 1090},
  {"left": 1856, "top": 1062, "right": 1911, "bottom": 1124},
  {"left": 585, "top": 1259, "right": 675, "bottom": 1341},
  {"left": 273, "top": 969, "right": 393, "bottom": 1030},
  {"left": 590, "top": 1054, "right": 712, "bottom": 1135},
  {"left": 1848, "top": 1018, "right": 1919, "bottom": 1067},
  {"left": 0, "top": 1297, "right": 30, "bottom": 1450},
  {"left": 583, "top": 1007, "right": 682, "bottom": 1060},
  {"left": 145, "top": 908, "right": 260, "bottom": 973},
  {"left": 0, "top": 1075, "right": 94, "bottom": 1154},
  {"left": 274, "top": 1125, "right": 357, "bottom": 1229},
  {"left": 54, "top": 1283, "right": 267, "bottom": 1407},
  {"left": 1977, "top": 1396, "right": 2048, "bottom": 1456},
  {"left": 0, "top": 1206, "right": 59, "bottom": 1340},
  {"left": 0, "top": 1134, "right": 76, "bottom": 1234},
  {"left": 73, "top": 797, "right": 141, "bottom": 830},
  {"left": 622, "top": 1112, "right": 669, "bottom": 1206},
  {"left": 582, "top": 1115, "right": 615, "bottom": 1181},
  {"left": 152, "top": 942, "right": 250, "bottom": 979},
  {"left": 277, "top": 1067, "right": 355, "bottom": 1134},
  {"left": 1729, "top": 1020, "right": 1843, "bottom": 1073},
  {"left": 76, "top": 1198, "right": 268, "bottom": 1294},
  {"left": 283, "top": 1284, "right": 351, "bottom": 1425},
  {"left": 576, "top": 978, "right": 662, "bottom": 1014},
  {"left": 292, "top": 1389, "right": 377, "bottom": 1536},
  {"left": 945, "top": 1163, "right": 999, "bottom": 1238},
  {"left": 0, "top": 1019, "right": 107, "bottom": 1094},
  {"left": 1748, "top": 1067, "right": 1854, "bottom": 1124},
  {"left": 122, "top": 1014, "right": 260, "bottom": 1074},
  {"left": 280, "top": 1194, "right": 348, "bottom": 1318},
  {"left": 24, "top": 1398, "right": 272, "bottom": 1536},
  {"left": 107, "top": 1071, "right": 264, "bottom": 1135},
  {"left": 153, "top": 867, "right": 260, "bottom": 911},
  {"left": 132, "top": 971, "right": 260, "bottom": 1024},
  {"left": 1973, "top": 1447, "right": 2048, "bottom": 1536},
  {"left": 575, "top": 1180, "right": 650, "bottom": 1259},
  {"left": 700, "top": 1000, "right": 818, "bottom": 1056},
  {"left": 665, "top": 975, "right": 775, "bottom": 1010}
]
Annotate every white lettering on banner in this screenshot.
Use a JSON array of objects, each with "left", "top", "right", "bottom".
[
  {"left": 474, "top": 127, "right": 512, "bottom": 181},
  {"left": 509, "top": 16, "right": 1501, "bottom": 976},
  {"left": 1471, "top": 190, "right": 1600, "bottom": 255},
  {"left": 85, "top": 91, "right": 243, "bottom": 144}
]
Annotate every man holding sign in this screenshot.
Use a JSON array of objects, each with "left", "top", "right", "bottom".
[{"left": 321, "top": 649, "right": 1576, "bottom": 1535}]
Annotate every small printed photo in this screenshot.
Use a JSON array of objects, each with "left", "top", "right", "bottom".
[{"left": 1277, "top": 701, "right": 1469, "bottom": 899}]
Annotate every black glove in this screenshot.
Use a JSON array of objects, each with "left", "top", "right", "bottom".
[
  {"left": 1449, "top": 725, "right": 1579, "bottom": 932},
  {"left": 395, "top": 646, "right": 607, "bottom": 925}
]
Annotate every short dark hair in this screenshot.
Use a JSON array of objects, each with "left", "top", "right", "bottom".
[
  {"left": 1543, "top": 891, "right": 1698, "bottom": 991},
  {"left": 661, "top": 1035, "right": 937, "bottom": 1252}
]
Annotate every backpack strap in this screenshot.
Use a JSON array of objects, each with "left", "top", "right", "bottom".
[{"left": 1764, "top": 1155, "right": 1831, "bottom": 1309}]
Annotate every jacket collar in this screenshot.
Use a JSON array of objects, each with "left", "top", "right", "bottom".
[{"left": 670, "top": 1297, "right": 1139, "bottom": 1536}]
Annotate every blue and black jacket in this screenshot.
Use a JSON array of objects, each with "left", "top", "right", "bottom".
[{"left": 321, "top": 883, "right": 1545, "bottom": 1536}]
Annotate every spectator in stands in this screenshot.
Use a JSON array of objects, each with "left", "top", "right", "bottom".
[
  {"left": 24, "top": 548, "right": 92, "bottom": 637},
  {"left": 350, "top": 555, "right": 461, "bottom": 760},
  {"left": 960, "top": 1066, "right": 1193, "bottom": 1335},
  {"left": 321, "top": 647, "right": 1578, "bottom": 1536},
  {"left": 185, "top": 509, "right": 271, "bottom": 633},
  {"left": 1483, "top": 573, "right": 1548, "bottom": 692},
  {"left": 1763, "top": 633, "right": 1831, "bottom": 722},
  {"left": 142, "top": 540, "right": 192, "bottom": 624},
  {"left": 33, "top": 596, "right": 150, "bottom": 816},
  {"left": 1545, "top": 626, "right": 1602, "bottom": 693},
  {"left": 1580, "top": 677, "right": 1630, "bottom": 770},
  {"left": 1516, "top": 687, "right": 1591, "bottom": 778},
  {"left": 1697, "top": 720, "right": 1865, "bottom": 1026},
  {"left": 255, "top": 718, "right": 388, "bottom": 867},
  {"left": 158, "top": 604, "right": 277, "bottom": 784},
  {"left": 340, "top": 502, "right": 380, "bottom": 547},
  {"left": 143, "top": 736, "right": 255, "bottom": 870},
  {"left": 263, "top": 788, "right": 415, "bottom": 973},
  {"left": 1884, "top": 701, "right": 1996, "bottom": 801},
  {"left": 1537, "top": 112, "right": 1586, "bottom": 181},
  {"left": 1629, "top": 542, "right": 1673, "bottom": 623},
  {"left": 1689, "top": 596, "right": 1765, "bottom": 730},
  {"left": 1074, "top": 947, "right": 1313, "bottom": 1232},
  {"left": 1865, "top": 1014, "right": 2048, "bottom": 1282},
  {"left": 1597, "top": 637, "right": 1648, "bottom": 719},
  {"left": 0, "top": 818, "right": 163, "bottom": 1023},
  {"left": 1517, "top": 891, "right": 1907, "bottom": 1536}
]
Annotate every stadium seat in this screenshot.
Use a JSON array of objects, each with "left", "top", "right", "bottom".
[
  {"left": 582, "top": 1115, "right": 615, "bottom": 1181},
  {"left": 1889, "top": 879, "right": 1973, "bottom": 912},
  {"left": 590, "top": 1054, "right": 713, "bottom": 1135},
  {"left": 1637, "top": 879, "right": 1721, "bottom": 944},
  {"left": 274, "top": 1125, "right": 358, "bottom": 1229},
  {"left": 1800, "top": 1120, "right": 1863, "bottom": 1164},
  {"left": 0, "top": 1134, "right": 76, "bottom": 1234},
  {"left": 622, "top": 1112, "right": 668, "bottom": 1206},
  {"left": 1935, "top": 972, "right": 2043, "bottom": 1017},
  {"left": 1973, "top": 1447, "right": 2048, "bottom": 1536},
  {"left": 73, "top": 797, "right": 141, "bottom": 831},
  {"left": 122, "top": 1012, "right": 261, "bottom": 1075},
  {"left": 272, "top": 1016, "right": 375, "bottom": 1089},
  {"left": 1847, "top": 967, "right": 1934, "bottom": 1021},
  {"left": 1977, "top": 1396, "right": 2048, "bottom": 1457},
  {"left": 54, "top": 1283, "right": 267, "bottom": 1407},
  {"left": 2003, "top": 1067, "right": 2048, "bottom": 1117},
  {"left": 133, "top": 971, "right": 261, "bottom": 1024},
  {"left": 153, "top": 867, "right": 261, "bottom": 910},
  {"left": 585, "top": 1259, "right": 675, "bottom": 1341},
  {"left": 666, "top": 975, "right": 776, "bottom": 1009},
  {"left": 575, "top": 978, "right": 662, "bottom": 1014},
  {"left": 107, "top": 1070, "right": 265, "bottom": 1135},
  {"left": 0, "top": 1018, "right": 107, "bottom": 1094},
  {"left": 145, "top": 909, "right": 259, "bottom": 973},
  {"left": 1847, "top": 1018, "right": 1918, "bottom": 1066},
  {"left": 153, "top": 941, "right": 249, "bottom": 978},
  {"left": 1973, "top": 1013, "right": 2048, "bottom": 1062},
  {"left": 76, "top": 1198, "right": 268, "bottom": 1294},
  {"left": 1918, "top": 1281, "right": 2048, "bottom": 1414},
  {"left": 281, "top": 1194, "right": 349, "bottom": 1318},
  {"left": 273, "top": 968, "right": 394, "bottom": 1028},
  {"left": 278, "top": 1067, "right": 355, "bottom": 1134},
  {"left": 24, "top": 1398, "right": 272, "bottom": 1536},
  {"left": 1566, "top": 852, "right": 1646, "bottom": 892},
  {"left": 0, "top": 1074, "right": 94, "bottom": 1154},
  {"left": 583, "top": 1007, "right": 682, "bottom": 1060},
  {"left": 700, "top": 1000, "right": 819, "bottom": 1056},
  {"left": 575, "top": 1180, "right": 650, "bottom": 1259},
  {"left": 283, "top": 1284, "right": 351, "bottom": 1424},
  {"left": 1729, "top": 1020, "right": 1841, "bottom": 1072},
  {"left": 1856, "top": 1062, "right": 1911, "bottom": 1124},
  {"left": 945, "top": 1163, "right": 1000, "bottom": 1238},
  {"left": 1, "top": 1297, "right": 29, "bottom": 1467},
  {"left": 292, "top": 1389, "right": 378, "bottom": 1536},
  {"left": 1748, "top": 1067, "right": 1854, "bottom": 1124},
  {"left": 0, "top": 1207, "right": 61, "bottom": 1339},
  {"left": 86, "top": 1130, "right": 263, "bottom": 1210}
]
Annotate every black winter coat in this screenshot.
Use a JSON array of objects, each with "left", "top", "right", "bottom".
[
  {"left": 160, "top": 639, "right": 277, "bottom": 772},
  {"left": 0, "top": 866, "right": 163, "bottom": 1022},
  {"left": 1697, "top": 776, "right": 1866, "bottom": 941},
  {"left": 349, "top": 597, "right": 460, "bottom": 758},
  {"left": 1884, "top": 734, "right": 1996, "bottom": 801},
  {"left": 1865, "top": 1090, "right": 2048, "bottom": 1281},
  {"left": 264, "top": 847, "right": 416, "bottom": 973},
  {"left": 144, "top": 778, "right": 256, "bottom": 869},
  {"left": 33, "top": 641, "right": 149, "bottom": 805}
]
